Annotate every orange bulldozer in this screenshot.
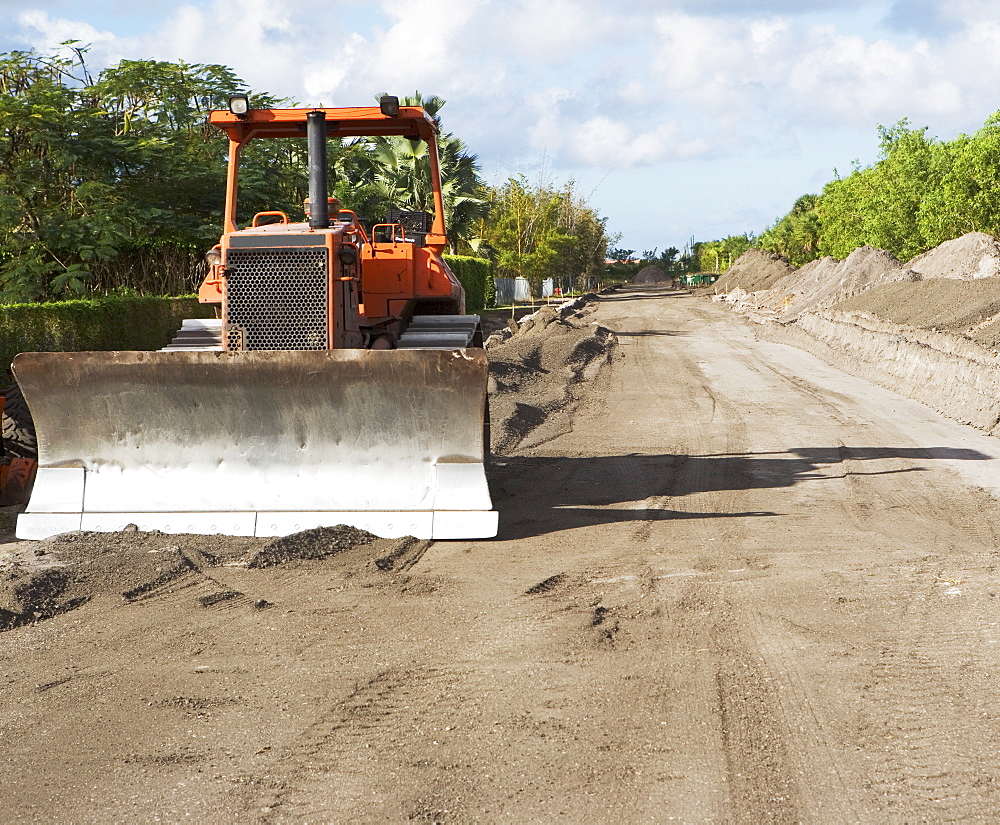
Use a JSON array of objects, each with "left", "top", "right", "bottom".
[{"left": 14, "top": 96, "right": 496, "bottom": 541}]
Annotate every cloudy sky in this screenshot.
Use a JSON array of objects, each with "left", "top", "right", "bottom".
[{"left": 2, "top": 0, "right": 999, "bottom": 254}]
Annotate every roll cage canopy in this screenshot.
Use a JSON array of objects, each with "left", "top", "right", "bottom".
[
  {"left": 208, "top": 106, "right": 440, "bottom": 142},
  {"left": 209, "top": 105, "right": 446, "bottom": 238}
]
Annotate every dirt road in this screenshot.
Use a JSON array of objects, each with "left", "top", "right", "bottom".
[{"left": 6, "top": 285, "right": 1000, "bottom": 822}]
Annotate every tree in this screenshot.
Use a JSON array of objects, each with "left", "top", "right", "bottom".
[
  {"left": 758, "top": 195, "right": 821, "bottom": 266},
  {"left": 478, "top": 174, "right": 610, "bottom": 293},
  {"left": 918, "top": 113, "right": 1000, "bottom": 245},
  {"left": 343, "top": 92, "right": 487, "bottom": 253},
  {"left": 693, "top": 235, "right": 752, "bottom": 272},
  {"left": 605, "top": 246, "right": 683, "bottom": 282},
  {"left": 0, "top": 45, "right": 125, "bottom": 300},
  {"left": 818, "top": 120, "right": 949, "bottom": 261},
  {"left": 0, "top": 44, "right": 317, "bottom": 301}
]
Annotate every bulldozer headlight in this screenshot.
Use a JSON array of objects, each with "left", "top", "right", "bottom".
[
  {"left": 229, "top": 94, "right": 249, "bottom": 117},
  {"left": 379, "top": 95, "right": 399, "bottom": 117},
  {"left": 205, "top": 247, "right": 222, "bottom": 266}
]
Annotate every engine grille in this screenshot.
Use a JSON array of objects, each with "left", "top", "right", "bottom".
[{"left": 225, "top": 247, "right": 329, "bottom": 350}]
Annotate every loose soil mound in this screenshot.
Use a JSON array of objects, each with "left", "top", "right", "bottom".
[
  {"left": 633, "top": 265, "right": 669, "bottom": 284},
  {"left": 777, "top": 246, "right": 917, "bottom": 320},
  {"left": 486, "top": 298, "right": 617, "bottom": 454},
  {"left": 247, "top": 525, "right": 379, "bottom": 568},
  {"left": 0, "top": 525, "right": 415, "bottom": 630},
  {"left": 832, "top": 278, "right": 1000, "bottom": 344},
  {"left": 712, "top": 249, "right": 796, "bottom": 293},
  {"left": 906, "top": 232, "right": 1000, "bottom": 280},
  {"left": 720, "top": 233, "right": 1000, "bottom": 325}
]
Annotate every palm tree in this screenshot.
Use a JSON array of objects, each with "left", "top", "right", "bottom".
[{"left": 352, "top": 92, "right": 488, "bottom": 253}]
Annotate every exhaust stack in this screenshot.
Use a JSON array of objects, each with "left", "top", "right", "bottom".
[{"left": 307, "top": 111, "right": 329, "bottom": 229}]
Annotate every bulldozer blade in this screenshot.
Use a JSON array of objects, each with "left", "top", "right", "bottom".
[{"left": 14, "top": 349, "right": 497, "bottom": 540}]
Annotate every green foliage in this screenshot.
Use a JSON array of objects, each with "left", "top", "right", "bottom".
[
  {"left": 916, "top": 114, "right": 1000, "bottom": 245},
  {"left": 0, "top": 46, "right": 125, "bottom": 301},
  {"left": 817, "top": 120, "right": 949, "bottom": 261},
  {"left": 757, "top": 196, "right": 821, "bottom": 266},
  {"left": 604, "top": 247, "right": 681, "bottom": 282},
  {"left": 340, "top": 92, "right": 488, "bottom": 254},
  {"left": 756, "top": 112, "right": 1000, "bottom": 265},
  {"left": 0, "top": 295, "right": 214, "bottom": 371},
  {"left": 0, "top": 44, "right": 609, "bottom": 303},
  {"left": 0, "top": 44, "right": 304, "bottom": 302},
  {"left": 693, "top": 235, "right": 753, "bottom": 273},
  {"left": 478, "top": 175, "right": 609, "bottom": 293},
  {"left": 444, "top": 255, "right": 493, "bottom": 313}
]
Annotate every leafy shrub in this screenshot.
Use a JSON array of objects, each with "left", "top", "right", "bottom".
[
  {"left": 0, "top": 296, "right": 215, "bottom": 372},
  {"left": 445, "top": 255, "right": 494, "bottom": 313}
]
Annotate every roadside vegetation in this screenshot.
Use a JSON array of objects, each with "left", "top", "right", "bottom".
[
  {"left": 0, "top": 44, "right": 612, "bottom": 304},
  {"left": 699, "top": 113, "right": 1000, "bottom": 273},
  {"left": 761, "top": 116, "right": 1000, "bottom": 264}
]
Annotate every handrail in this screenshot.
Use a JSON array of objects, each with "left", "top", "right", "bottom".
[
  {"left": 251, "top": 211, "right": 290, "bottom": 227},
  {"left": 372, "top": 223, "right": 406, "bottom": 245}
]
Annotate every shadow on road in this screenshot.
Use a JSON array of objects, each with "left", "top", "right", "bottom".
[
  {"left": 611, "top": 330, "right": 688, "bottom": 337},
  {"left": 591, "top": 288, "right": 690, "bottom": 303},
  {"left": 489, "top": 446, "right": 991, "bottom": 540}
]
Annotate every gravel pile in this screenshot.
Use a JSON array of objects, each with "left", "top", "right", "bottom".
[
  {"left": 633, "top": 265, "right": 669, "bottom": 283},
  {"left": 0, "top": 525, "right": 416, "bottom": 630},
  {"left": 486, "top": 295, "right": 617, "bottom": 454},
  {"left": 247, "top": 525, "right": 379, "bottom": 568}
]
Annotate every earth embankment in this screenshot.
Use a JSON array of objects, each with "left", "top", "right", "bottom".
[{"left": 714, "top": 231, "right": 1000, "bottom": 436}]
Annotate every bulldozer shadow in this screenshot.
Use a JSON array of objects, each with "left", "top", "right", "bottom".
[{"left": 488, "top": 445, "right": 990, "bottom": 541}]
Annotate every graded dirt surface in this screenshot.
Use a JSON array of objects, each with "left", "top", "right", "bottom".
[{"left": 7, "top": 286, "right": 1000, "bottom": 821}]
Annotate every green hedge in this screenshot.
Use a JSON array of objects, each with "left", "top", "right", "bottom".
[
  {"left": 0, "top": 296, "right": 215, "bottom": 374},
  {"left": 445, "top": 255, "right": 495, "bottom": 313},
  {"left": 0, "top": 259, "right": 494, "bottom": 373}
]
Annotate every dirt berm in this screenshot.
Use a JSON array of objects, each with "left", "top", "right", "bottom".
[
  {"left": 486, "top": 295, "right": 618, "bottom": 453},
  {"left": 632, "top": 264, "right": 670, "bottom": 284},
  {"left": 711, "top": 231, "right": 1000, "bottom": 434}
]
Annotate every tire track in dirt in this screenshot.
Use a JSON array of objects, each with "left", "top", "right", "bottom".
[
  {"left": 691, "top": 309, "right": 1000, "bottom": 558},
  {"left": 681, "top": 299, "right": 1000, "bottom": 819},
  {"left": 730, "top": 580, "right": 877, "bottom": 821},
  {"left": 587, "top": 293, "right": 1000, "bottom": 820},
  {"left": 515, "top": 560, "right": 735, "bottom": 820},
  {"left": 605, "top": 316, "right": 756, "bottom": 544},
  {"left": 858, "top": 570, "right": 1000, "bottom": 819},
  {"left": 657, "top": 310, "right": 889, "bottom": 819},
  {"left": 565, "top": 297, "right": 823, "bottom": 820},
  {"left": 512, "top": 545, "right": 812, "bottom": 821},
  {"left": 248, "top": 665, "right": 475, "bottom": 822}
]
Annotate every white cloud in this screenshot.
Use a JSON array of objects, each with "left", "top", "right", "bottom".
[
  {"left": 15, "top": 9, "right": 119, "bottom": 57},
  {"left": 642, "top": 10, "right": 1000, "bottom": 137},
  {"left": 570, "top": 117, "right": 711, "bottom": 165}
]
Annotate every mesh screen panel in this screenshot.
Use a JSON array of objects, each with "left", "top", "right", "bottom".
[{"left": 225, "top": 247, "right": 329, "bottom": 350}]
